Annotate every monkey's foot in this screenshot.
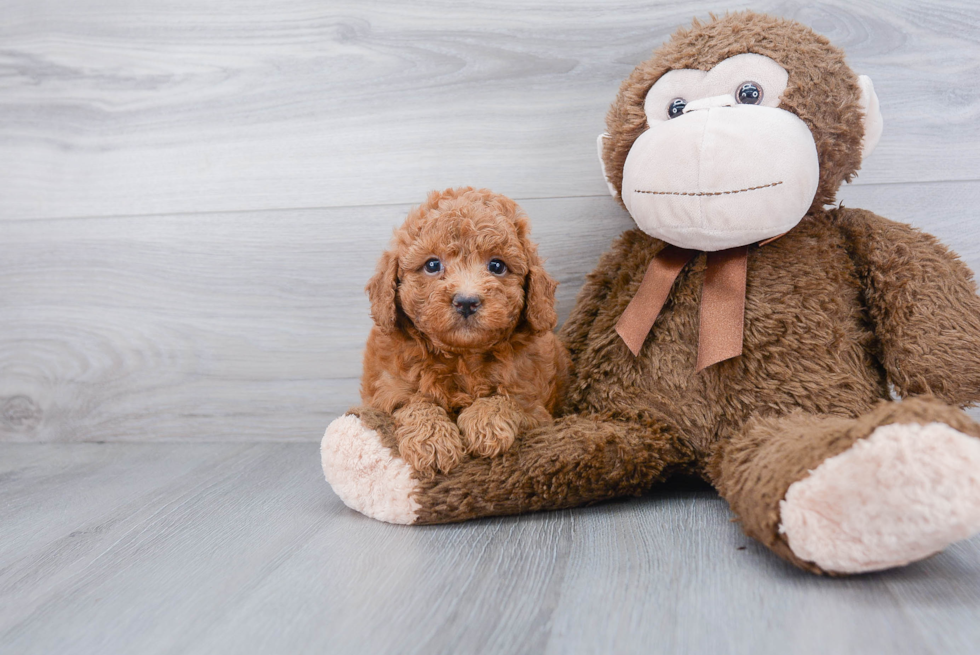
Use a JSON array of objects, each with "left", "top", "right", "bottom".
[
  {"left": 321, "top": 414, "right": 420, "bottom": 524},
  {"left": 779, "top": 422, "right": 980, "bottom": 573}
]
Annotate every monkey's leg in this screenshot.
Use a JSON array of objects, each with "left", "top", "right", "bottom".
[
  {"left": 321, "top": 407, "right": 693, "bottom": 525},
  {"left": 712, "top": 396, "right": 980, "bottom": 575}
]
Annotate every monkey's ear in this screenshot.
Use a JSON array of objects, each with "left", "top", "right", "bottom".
[
  {"left": 524, "top": 261, "right": 559, "bottom": 334},
  {"left": 857, "top": 75, "right": 883, "bottom": 161},
  {"left": 365, "top": 250, "right": 399, "bottom": 332},
  {"left": 597, "top": 133, "right": 619, "bottom": 198}
]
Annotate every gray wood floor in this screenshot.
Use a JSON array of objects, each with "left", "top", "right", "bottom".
[
  {"left": 3, "top": 0, "right": 980, "bottom": 653},
  {"left": 3, "top": 443, "right": 980, "bottom": 655}
]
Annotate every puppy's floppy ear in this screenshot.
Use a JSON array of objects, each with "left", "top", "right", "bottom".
[
  {"left": 504, "top": 202, "right": 558, "bottom": 334},
  {"left": 365, "top": 249, "right": 399, "bottom": 332},
  {"left": 524, "top": 257, "right": 558, "bottom": 333}
]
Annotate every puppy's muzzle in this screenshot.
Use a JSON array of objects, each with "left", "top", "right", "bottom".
[{"left": 453, "top": 294, "right": 481, "bottom": 318}]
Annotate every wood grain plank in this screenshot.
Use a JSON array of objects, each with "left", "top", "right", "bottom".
[
  {"left": 0, "top": 443, "right": 334, "bottom": 652},
  {"left": 1, "top": 0, "right": 980, "bottom": 220},
  {"left": 2, "top": 181, "right": 979, "bottom": 442},
  {"left": 0, "top": 195, "right": 633, "bottom": 442},
  {"left": 0, "top": 442, "right": 252, "bottom": 565},
  {"left": 542, "top": 494, "right": 970, "bottom": 655},
  {"left": 2, "top": 443, "right": 979, "bottom": 654}
]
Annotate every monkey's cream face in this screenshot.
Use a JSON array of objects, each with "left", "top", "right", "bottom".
[{"left": 619, "top": 54, "right": 821, "bottom": 251}]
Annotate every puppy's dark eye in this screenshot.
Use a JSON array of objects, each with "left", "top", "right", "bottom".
[
  {"left": 423, "top": 258, "right": 442, "bottom": 275},
  {"left": 736, "top": 82, "right": 763, "bottom": 105},
  {"left": 667, "top": 98, "right": 687, "bottom": 119},
  {"left": 487, "top": 259, "right": 507, "bottom": 276}
]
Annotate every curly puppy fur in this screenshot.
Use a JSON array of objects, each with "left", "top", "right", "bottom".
[{"left": 361, "top": 187, "right": 570, "bottom": 478}]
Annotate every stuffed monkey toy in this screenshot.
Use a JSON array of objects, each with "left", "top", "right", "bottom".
[{"left": 322, "top": 12, "right": 980, "bottom": 575}]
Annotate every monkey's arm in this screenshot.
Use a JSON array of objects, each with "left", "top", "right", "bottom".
[{"left": 836, "top": 207, "right": 980, "bottom": 406}]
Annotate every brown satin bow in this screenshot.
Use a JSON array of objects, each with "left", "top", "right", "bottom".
[{"left": 615, "top": 244, "right": 752, "bottom": 371}]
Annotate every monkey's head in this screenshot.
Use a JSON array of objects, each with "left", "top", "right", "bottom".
[{"left": 599, "top": 12, "right": 882, "bottom": 251}]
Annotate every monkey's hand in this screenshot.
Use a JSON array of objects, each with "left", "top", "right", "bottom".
[{"left": 393, "top": 402, "right": 464, "bottom": 479}]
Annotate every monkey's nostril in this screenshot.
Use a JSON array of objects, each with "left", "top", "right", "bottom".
[{"left": 452, "top": 295, "right": 481, "bottom": 318}]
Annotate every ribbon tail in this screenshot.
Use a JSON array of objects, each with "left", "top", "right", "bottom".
[
  {"left": 697, "top": 246, "right": 748, "bottom": 371},
  {"left": 616, "top": 245, "right": 696, "bottom": 356}
]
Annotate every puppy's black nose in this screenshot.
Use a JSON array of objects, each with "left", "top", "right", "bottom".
[{"left": 453, "top": 295, "right": 481, "bottom": 318}]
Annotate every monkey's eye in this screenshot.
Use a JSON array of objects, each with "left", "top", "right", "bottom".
[
  {"left": 423, "top": 258, "right": 442, "bottom": 275},
  {"left": 667, "top": 98, "right": 687, "bottom": 119},
  {"left": 487, "top": 259, "right": 507, "bottom": 276},
  {"left": 736, "top": 82, "right": 763, "bottom": 105}
]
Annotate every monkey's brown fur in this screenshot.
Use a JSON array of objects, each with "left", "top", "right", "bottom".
[
  {"left": 362, "top": 187, "right": 569, "bottom": 479},
  {"left": 349, "top": 13, "right": 980, "bottom": 573}
]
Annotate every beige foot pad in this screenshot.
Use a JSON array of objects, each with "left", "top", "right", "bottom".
[
  {"left": 321, "top": 414, "right": 420, "bottom": 525},
  {"left": 779, "top": 422, "right": 980, "bottom": 574}
]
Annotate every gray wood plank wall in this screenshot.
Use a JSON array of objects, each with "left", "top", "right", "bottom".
[{"left": 2, "top": 0, "right": 979, "bottom": 442}]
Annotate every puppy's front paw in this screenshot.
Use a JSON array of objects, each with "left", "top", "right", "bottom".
[
  {"left": 393, "top": 404, "right": 465, "bottom": 478},
  {"left": 457, "top": 396, "right": 527, "bottom": 458}
]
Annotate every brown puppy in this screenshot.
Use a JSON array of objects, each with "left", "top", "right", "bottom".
[{"left": 361, "top": 187, "right": 569, "bottom": 478}]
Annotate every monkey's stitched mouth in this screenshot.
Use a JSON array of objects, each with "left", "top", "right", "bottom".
[{"left": 634, "top": 181, "right": 783, "bottom": 197}]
